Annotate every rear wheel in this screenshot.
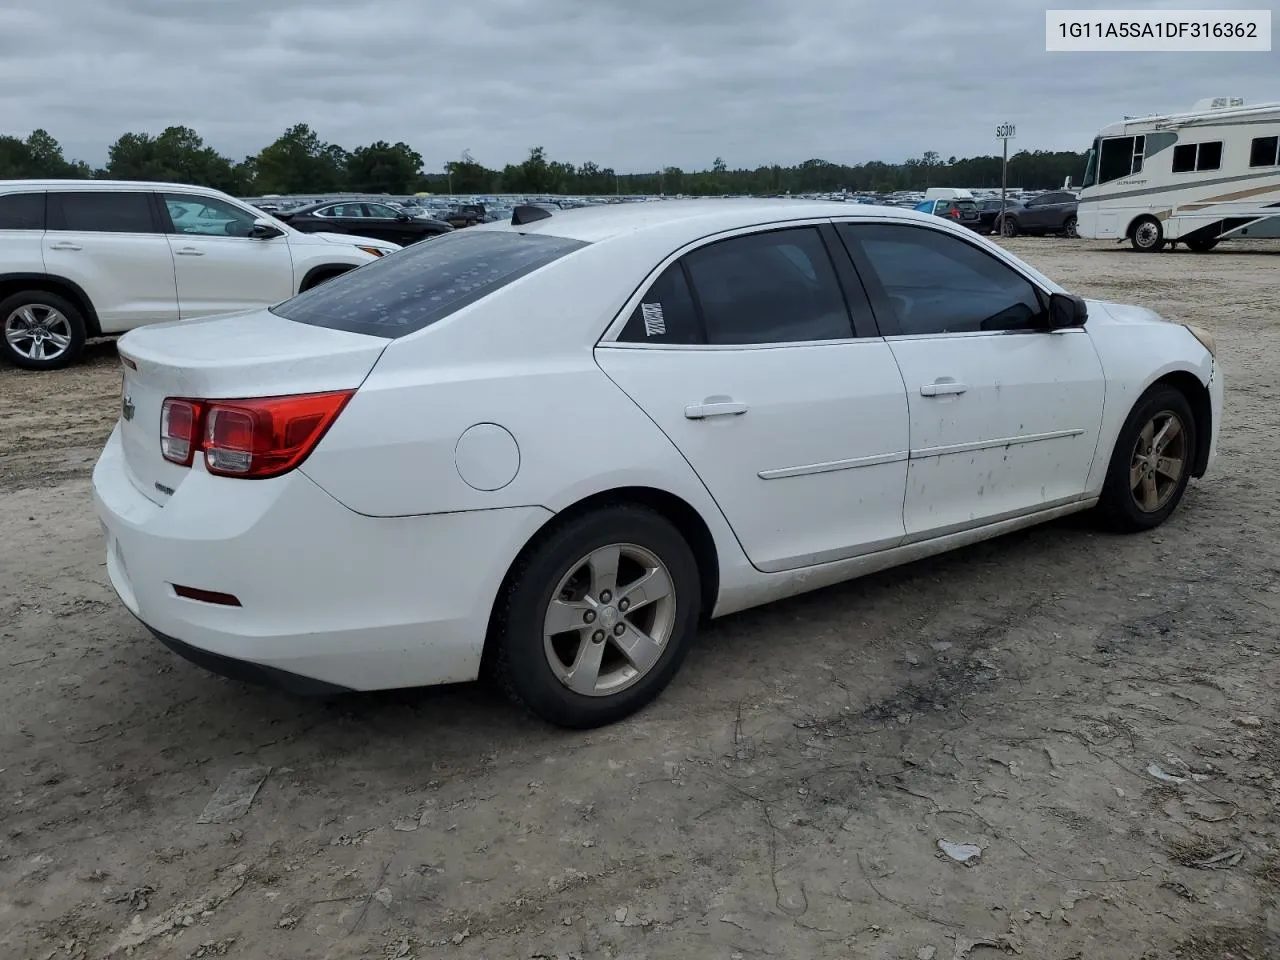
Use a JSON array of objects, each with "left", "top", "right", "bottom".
[
  {"left": 0, "top": 291, "right": 87, "bottom": 370},
  {"left": 1098, "top": 384, "right": 1196, "bottom": 532},
  {"left": 1130, "top": 216, "right": 1165, "bottom": 252},
  {"left": 1063, "top": 216, "right": 1078, "bottom": 238},
  {"left": 491, "top": 505, "right": 702, "bottom": 728},
  {"left": 1185, "top": 236, "right": 1219, "bottom": 253}
]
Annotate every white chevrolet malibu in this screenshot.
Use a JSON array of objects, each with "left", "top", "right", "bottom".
[{"left": 93, "top": 200, "right": 1223, "bottom": 728}]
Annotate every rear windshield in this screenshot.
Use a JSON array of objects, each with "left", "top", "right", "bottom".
[{"left": 273, "top": 229, "right": 588, "bottom": 338}]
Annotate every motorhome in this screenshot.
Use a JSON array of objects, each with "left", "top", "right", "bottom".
[{"left": 1076, "top": 98, "right": 1280, "bottom": 252}]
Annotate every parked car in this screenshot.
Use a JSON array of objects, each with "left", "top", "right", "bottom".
[
  {"left": 276, "top": 200, "right": 453, "bottom": 245},
  {"left": 913, "top": 196, "right": 982, "bottom": 231},
  {"left": 0, "top": 180, "right": 400, "bottom": 370},
  {"left": 975, "top": 198, "right": 1019, "bottom": 234},
  {"left": 93, "top": 200, "right": 1221, "bottom": 729},
  {"left": 995, "top": 191, "right": 1080, "bottom": 237},
  {"left": 439, "top": 203, "right": 487, "bottom": 228}
]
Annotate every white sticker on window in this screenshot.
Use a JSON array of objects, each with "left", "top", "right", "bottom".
[{"left": 640, "top": 302, "right": 666, "bottom": 336}]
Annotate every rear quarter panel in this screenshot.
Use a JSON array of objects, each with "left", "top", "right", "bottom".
[{"left": 297, "top": 242, "right": 753, "bottom": 604}]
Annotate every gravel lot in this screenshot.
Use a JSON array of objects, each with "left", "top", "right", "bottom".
[{"left": 2, "top": 239, "right": 1278, "bottom": 960}]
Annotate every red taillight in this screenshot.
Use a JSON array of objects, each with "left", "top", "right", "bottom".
[
  {"left": 159, "top": 391, "right": 353, "bottom": 479},
  {"left": 948, "top": 206, "right": 960, "bottom": 218},
  {"left": 161, "top": 399, "right": 203, "bottom": 466}
]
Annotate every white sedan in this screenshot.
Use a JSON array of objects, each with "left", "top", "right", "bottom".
[{"left": 92, "top": 200, "right": 1223, "bottom": 728}]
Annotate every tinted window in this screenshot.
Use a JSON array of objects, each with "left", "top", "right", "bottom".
[
  {"left": 842, "top": 223, "right": 1045, "bottom": 336},
  {"left": 682, "top": 227, "right": 853, "bottom": 345},
  {"left": 163, "top": 193, "right": 258, "bottom": 237},
  {"left": 1173, "top": 141, "right": 1223, "bottom": 173},
  {"left": 0, "top": 192, "right": 45, "bottom": 230},
  {"left": 51, "top": 192, "right": 156, "bottom": 233},
  {"left": 619, "top": 263, "right": 702, "bottom": 344},
  {"left": 274, "top": 229, "right": 587, "bottom": 338},
  {"left": 1172, "top": 144, "right": 1196, "bottom": 173},
  {"left": 1099, "top": 136, "right": 1138, "bottom": 183},
  {"left": 1197, "top": 141, "right": 1223, "bottom": 170},
  {"left": 1250, "top": 136, "right": 1280, "bottom": 167}
]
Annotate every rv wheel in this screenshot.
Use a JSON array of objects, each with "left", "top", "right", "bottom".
[
  {"left": 1185, "top": 237, "right": 1219, "bottom": 253},
  {"left": 1130, "top": 216, "right": 1164, "bottom": 252}
]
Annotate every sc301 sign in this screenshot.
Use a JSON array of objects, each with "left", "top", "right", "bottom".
[{"left": 996, "top": 122, "right": 1017, "bottom": 140}]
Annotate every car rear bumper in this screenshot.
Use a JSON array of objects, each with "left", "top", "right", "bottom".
[{"left": 92, "top": 425, "right": 553, "bottom": 692}]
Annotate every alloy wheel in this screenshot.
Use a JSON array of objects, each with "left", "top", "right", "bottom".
[
  {"left": 5, "top": 304, "right": 73, "bottom": 362},
  {"left": 542, "top": 543, "right": 677, "bottom": 697},
  {"left": 1129, "top": 410, "right": 1188, "bottom": 513}
]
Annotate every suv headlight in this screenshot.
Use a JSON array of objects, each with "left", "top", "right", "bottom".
[
  {"left": 356, "top": 245, "right": 390, "bottom": 258},
  {"left": 1184, "top": 323, "right": 1216, "bottom": 357}
]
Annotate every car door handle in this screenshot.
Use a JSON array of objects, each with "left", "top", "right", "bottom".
[
  {"left": 920, "top": 380, "right": 968, "bottom": 397},
  {"left": 684, "top": 400, "right": 748, "bottom": 419},
  {"left": 48, "top": 242, "right": 82, "bottom": 251},
  {"left": 174, "top": 247, "right": 205, "bottom": 256}
]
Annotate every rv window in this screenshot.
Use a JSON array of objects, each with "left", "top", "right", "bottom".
[
  {"left": 1081, "top": 142, "right": 1098, "bottom": 188},
  {"left": 1197, "top": 142, "right": 1223, "bottom": 171},
  {"left": 1172, "top": 145, "right": 1196, "bottom": 173},
  {"left": 1098, "top": 136, "right": 1140, "bottom": 184},
  {"left": 1251, "top": 136, "right": 1280, "bottom": 168},
  {"left": 1173, "top": 140, "right": 1225, "bottom": 173}
]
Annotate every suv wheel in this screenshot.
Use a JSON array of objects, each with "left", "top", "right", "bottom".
[{"left": 0, "top": 291, "right": 87, "bottom": 370}]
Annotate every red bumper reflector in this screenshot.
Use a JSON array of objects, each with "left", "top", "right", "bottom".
[{"left": 172, "top": 584, "right": 242, "bottom": 607}]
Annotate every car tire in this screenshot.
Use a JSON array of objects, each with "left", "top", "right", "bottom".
[
  {"left": 1097, "top": 384, "right": 1197, "bottom": 533},
  {"left": 1130, "top": 215, "right": 1165, "bottom": 252},
  {"left": 0, "top": 290, "right": 87, "bottom": 371},
  {"left": 1063, "top": 216, "right": 1078, "bottom": 238},
  {"left": 491, "top": 504, "right": 702, "bottom": 729},
  {"left": 999, "top": 216, "right": 1018, "bottom": 237}
]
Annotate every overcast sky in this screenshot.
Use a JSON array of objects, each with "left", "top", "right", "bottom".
[{"left": 1, "top": 0, "right": 1274, "bottom": 172}]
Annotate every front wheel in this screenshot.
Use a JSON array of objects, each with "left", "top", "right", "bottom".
[
  {"left": 1097, "top": 384, "right": 1196, "bottom": 532},
  {"left": 1130, "top": 215, "right": 1165, "bottom": 252},
  {"left": 999, "top": 216, "right": 1018, "bottom": 238},
  {"left": 491, "top": 505, "right": 702, "bottom": 728}
]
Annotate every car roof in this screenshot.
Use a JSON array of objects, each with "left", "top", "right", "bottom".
[
  {"left": 0, "top": 179, "right": 233, "bottom": 194},
  {"left": 474, "top": 198, "right": 944, "bottom": 244}
]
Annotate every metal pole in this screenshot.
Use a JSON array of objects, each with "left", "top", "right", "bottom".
[{"left": 1000, "top": 137, "right": 1008, "bottom": 235}]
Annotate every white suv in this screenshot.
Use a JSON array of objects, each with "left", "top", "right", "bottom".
[{"left": 0, "top": 180, "right": 400, "bottom": 370}]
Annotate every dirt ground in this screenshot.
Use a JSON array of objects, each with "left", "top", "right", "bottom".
[{"left": 2, "top": 238, "right": 1279, "bottom": 960}]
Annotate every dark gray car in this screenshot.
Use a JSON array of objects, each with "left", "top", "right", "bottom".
[{"left": 996, "top": 191, "right": 1079, "bottom": 238}]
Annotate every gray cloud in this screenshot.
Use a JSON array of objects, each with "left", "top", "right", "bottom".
[{"left": 0, "top": 0, "right": 1273, "bottom": 173}]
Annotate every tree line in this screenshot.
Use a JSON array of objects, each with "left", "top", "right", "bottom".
[{"left": 1, "top": 125, "right": 1087, "bottom": 197}]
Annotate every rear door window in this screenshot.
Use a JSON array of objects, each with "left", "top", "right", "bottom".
[
  {"left": 48, "top": 191, "right": 158, "bottom": 233},
  {"left": 681, "top": 227, "right": 854, "bottom": 345},
  {"left": 274, "top": 229, "right": 587, "bottom": 338},
  {"left": 0, "top": 192, "right": 45, "bottom": 230}
]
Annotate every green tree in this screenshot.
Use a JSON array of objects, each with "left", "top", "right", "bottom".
[
  {"left": 0, "top": 129, "right": 90, "bottom": 178},
  {"left": 252, "top": 124, "right": 347, "bottom": 194},
  {"left": 346, "top": 140, "right": 422, "bottom": 193},
  {"left": 105, "top": 126, "right": 246, "bottom": 192}
]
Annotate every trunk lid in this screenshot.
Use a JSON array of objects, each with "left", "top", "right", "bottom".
[{"left": 116, "top": 309, "right": 388, "bottom": 505}]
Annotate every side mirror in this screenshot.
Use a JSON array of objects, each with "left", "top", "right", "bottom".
[
  {"left": 249, "top": 218, "right": 285, "bottom": 240},
  {"left": 1048, "top": 292, "right": 1088, "bottom": 329}
]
